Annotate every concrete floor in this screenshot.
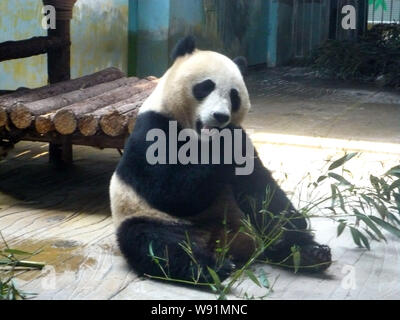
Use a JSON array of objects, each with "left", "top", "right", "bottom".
[
  {"left": 0, "top": 68, "right": 399, "bottom": 300},
  {"left": 245, "top": 67, "right": 400, "bottom": 144}
]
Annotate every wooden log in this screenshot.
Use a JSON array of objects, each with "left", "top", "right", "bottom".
[
  {"left": 35, "top": 113, "right": 55, "bottom": 134},
  {"left": 100, "top": 103, "right": 140, "bottom": 137},
  {"left": 10, "top": 77, "right": 137, "bottom": 130},
  {"left": 128, "top": 111, "right": 140, "bottom": 134},
  {"left": 1, "top": 89, "right": 31, "bottom": 128},
  {"left": 0, "top": 36, "right": 69, "bottom": 62},
  {"left": 36, "top": 78, "right": 153, "bottom": 135},
  {"left": 117, "top": 75, "right": 159, "bottom": 135},
  {"left": 0, "top": 67, "right": 125, "bottom": 110},
  {"left": 99, "top": 110, "right": 129, "bottom": 137},
  {"left": 52, "top": 77, "right": 141, "bottom": 135},
  {"left": 78, "top": 80, "right": 156, "bottom": 137},
  {"left": 53, "top": 78, "right": 145, "bottom": 135},
  {"left": 0, "top": 87, "right": 30, "bottom": 102},
  {"left": 36, "top": 78, "right": 141, "bottom": 134}
]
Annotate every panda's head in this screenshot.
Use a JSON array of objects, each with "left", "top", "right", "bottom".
[{"left": 140, "top": 36, "right": 250, "bottom": 132}]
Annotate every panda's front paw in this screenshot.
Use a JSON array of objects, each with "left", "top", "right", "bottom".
[
  {"left": 203, "top": 259, "right": 235, "bottom": 283},
  {"left": 298, "top": 244, "right": 332, "bottom": 273},
  {"left": 217, "top": 259, "right": 236, "bottom": 280}
]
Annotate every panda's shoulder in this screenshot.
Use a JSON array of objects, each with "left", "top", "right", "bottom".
[
  {"left": 116, "top": 110, "right": 170, "bottom": 182},
  {"left": 132, "top": 111, "right": 171, "bottom": 136}
]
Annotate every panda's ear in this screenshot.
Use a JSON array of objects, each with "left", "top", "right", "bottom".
[
  {"left": 233, "top": 56, "right": 248, "bottom": 76},
  {"left": 171, "top": 36, "right": 196, "bottom": 62}
]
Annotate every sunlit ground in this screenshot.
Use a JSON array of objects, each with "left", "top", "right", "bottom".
[
  {"left": 1, "top": 133, "right": 399, "bottom": 299},
  {"left": 251, "top": 132, "right": 399, "bottom": 224},
  {"left": 252, "top": 132, "right": 399, "bottom": 187}
]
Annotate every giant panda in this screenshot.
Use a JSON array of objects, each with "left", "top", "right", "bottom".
[{"left": 110, "top": 36, "right": 332, "bottom": 282}]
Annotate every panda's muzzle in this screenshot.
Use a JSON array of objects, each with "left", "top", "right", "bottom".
[
  {"left": 196, "top": 117, "right": 230, "bottom": 134},
  {"left": 213, "top": 112, "right": 230, "bottom": 124}
]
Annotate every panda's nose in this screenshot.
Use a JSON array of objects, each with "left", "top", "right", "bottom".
[{"left": 213, "top": 112, "right": 230, "bottom": 124}]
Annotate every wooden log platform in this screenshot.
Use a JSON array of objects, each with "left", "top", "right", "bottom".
[
  {"left": 0, "top": 67, "right": 125, "bottom": 128},
  {"left": 0, "top": 68, "right": 156, "bottom": 161}
]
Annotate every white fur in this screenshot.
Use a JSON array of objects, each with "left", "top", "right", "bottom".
[
  {"left": 110, "top": 173, "right": 183, "bottom": 227},
  {"left": 140, "top": 49, "right": 251, "bottom": 130}
]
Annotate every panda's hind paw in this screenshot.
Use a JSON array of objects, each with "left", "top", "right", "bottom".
[{"left": 298, "top": 243, "right": 332, "bottom": 273}]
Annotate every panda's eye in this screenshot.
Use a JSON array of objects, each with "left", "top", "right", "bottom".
[
  {"left": 192, "top": 79, "right": 215, "bottom": 101},
  {"left": 230, "top": 89, "right": 241, "bottom": 112}
]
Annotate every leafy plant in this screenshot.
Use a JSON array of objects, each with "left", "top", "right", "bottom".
[
  {"left": 143, "top": 153, "right": 400, "bottom": 299},
  {"left": 369, "top": 0, "right": 387, "bottom": 11},
  {"left": 304, "top": 153, "right": 400, "bottom": 250},
  {"left": 309, "top": 24, "right": 400, "bottom": 88},
  {"left": 0, "top": 232, "right": 45, "bottom": 300}
]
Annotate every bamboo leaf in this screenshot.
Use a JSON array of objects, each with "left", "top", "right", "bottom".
[
  {"left": 148, "top": 241, "right": 160, "bottom": 265},
  {"left": 337, "top": 222, "right": 346, "bottom": 237},
  {"left": 394, "top": 193, "right": 400, "bottom": 212},
  {"left": 386, "top": 166, "right": 400, "bottom": 178},
  {"left": 331, "top": 184, "right": 337, "bottom": 207},
  {"left": 291, "top": 246, "right": 301, "bottom": 274},
  {"left": 317, "top": 175, "right": 327, "bottom": 183},
  {"left": 350, "top": 227, "right": 362, "bottom": 247},
  {"left": 328, "top": 173, "right": 352, "bottom": 186},
  {"left": 361, "top": 194, "right": 374, "bottom": 205},
  {"left": 328, "top": 153, "right": 358, "bottom": 170},
  {"left": 369, "top": 216, "right": 400, "bottom": 238},
  {"left": 370, "top": 175, "right": 381, "bottom": 194},
  {"left": 357, "top": 230, "right": 371, "bottom": 250},
  {"left": 207, "top": 266, "right": 221, "bottom": 287},
  {"left": 354, "top": 210, "right": 386, "bottom": 241},
  {"left": 364, "top": 228, "right": 380, "bottom": 242},
  {"left": 258, "top": 269, "right": 270, "bottom": 288},
  {"left": 337, "top": 188, "right": 346, "bottom": 212},
  {"left": 4, "top": 249, "right": 34, "bottom": 256},
  {"left": 389, "top": 179, "right": 400, "bottom": 192},
  {"left": 371, "top": 199, "right": 389, "bottom": 219},
  {"left": 148, "top": 241, "right": 155, "bottom": 257},
  {"left": 386, "top": 211, "right": 400, "bottom": 226},
  {"left": 245, "top": 270, "right": 262, "bottom": 287}
]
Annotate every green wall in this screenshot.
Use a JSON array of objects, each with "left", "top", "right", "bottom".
[
  {"left": 127, "top": 0, "right": 336, "bottom": 76},
  {"left": 129, "top": 0, "right": 270, "bottom": 78},
  {"left": 0, "top": 0, "right": 128, "bottom": 91}
]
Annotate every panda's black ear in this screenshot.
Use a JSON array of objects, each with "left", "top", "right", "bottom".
[
  {"left": 233, "top": 56, "right": 248, "bottom": 76},
  {"left": 171, "top": 36, "right": 196, "bottom": 62}
]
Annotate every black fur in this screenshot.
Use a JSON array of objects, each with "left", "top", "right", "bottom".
[
  {"left": 117, "top": 217, "right": 234, "bottom": 282},
  {"left": 116, "top": 111, "right": 234, "bottom": 218},
  {"left": 116, "top": 114, "right": 331, "bottom": 278},
  {"left": 230, "top": 89, "right": 241, "bottom": 112},
  {"left": 224, "top": 125, "right": 331, "bottom": 270},
  {"left": 233, "top": 56, "right": 248, "bottom": 76},
  {"left": 171, "top": 36, "right": 196, "bottom": 62},
  {"left": 192, "top": 79, "right": 216, "bottom": 101}
]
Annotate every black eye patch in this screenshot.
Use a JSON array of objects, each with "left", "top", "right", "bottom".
[
  {"left": 192, "top": 79, "right": 216, "bottom": 101},
  {"left": 230, "top": 89, "right": 241, "bottom": 112}
]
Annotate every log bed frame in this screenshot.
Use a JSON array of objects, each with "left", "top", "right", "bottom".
[{"left": 0, "top": 0, "right": 155, "bottom": 164}]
